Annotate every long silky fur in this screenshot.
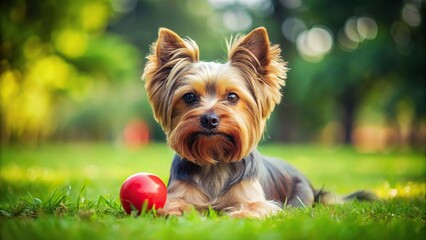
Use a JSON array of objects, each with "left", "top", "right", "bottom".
[
  {"left": 142, "top": 28, "right": 199, "bottom": 133},
  {"left": 142, "top": 27, "right": 376, "bottom": 219},
  {"left": 227, "top": 29, "right": 287, "bottom": 119}
]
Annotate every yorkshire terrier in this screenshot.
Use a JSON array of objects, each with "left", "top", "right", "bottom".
[{"left": 142, "top": 27, "right": 376, "bottom": 218}]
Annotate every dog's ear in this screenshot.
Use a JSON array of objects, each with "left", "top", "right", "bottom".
[
  {"left": 155, "top": 28, "right": 199, "bottom": 65},
  {"left": 143, "top": 28, "right": 199, "bottom": 132},
  {"left": 228, "top": 27, "right": 271, "bottom": 74},
  {"left": 228, "top": 27, "right": 287, "bottom": 119}
]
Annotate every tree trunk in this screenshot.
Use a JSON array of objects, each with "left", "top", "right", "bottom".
[{"left": 341, "top": 96, "right": 356, "bottom": 145}]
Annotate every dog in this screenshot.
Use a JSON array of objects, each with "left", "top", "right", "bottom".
[{"left": 142, "top": 27, "right": 376, "bottom": 218}]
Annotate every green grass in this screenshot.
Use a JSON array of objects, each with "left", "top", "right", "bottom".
[{"left": 1, "top": 143, "right": 425, "bottom": 239}]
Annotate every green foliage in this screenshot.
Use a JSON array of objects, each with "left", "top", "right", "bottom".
[
  {"left": 267, "top": 0, "right": 425, "bottom": 144},
  {"left": 0, "top": 0, "right": 141, "bottom": 143}
]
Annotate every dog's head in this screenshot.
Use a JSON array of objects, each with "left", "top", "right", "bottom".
[{"left": 143, "top": 27, "right": 287, "bottom": 165}]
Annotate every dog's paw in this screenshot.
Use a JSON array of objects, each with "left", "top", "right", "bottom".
[
  {"left": 157, "top": 208, "right": 184, "bottom": 217},
  {"left": 157, "top": 199, "right": 193, "bottom": 217},
  {"left": 227, "top": 209, "right": 257, "bottom": 218},
  {"left": 226, "top": 201, "right": 282, "bottom": 219}
]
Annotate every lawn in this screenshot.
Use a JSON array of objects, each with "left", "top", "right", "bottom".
[{"left": 0, "top": 143, "right": 425, "bottom": 239}]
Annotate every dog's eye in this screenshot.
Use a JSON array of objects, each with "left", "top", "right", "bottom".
[
  {"left": 227, "top": 92, "right": 239, "bottom": 103},
  {"left": 183, "top": 93, "right": 198, "bottom": 105}
]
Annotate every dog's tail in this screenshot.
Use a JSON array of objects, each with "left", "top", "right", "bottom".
[{"left": 314, "top": 188, "right": 379, "bottom": 205}]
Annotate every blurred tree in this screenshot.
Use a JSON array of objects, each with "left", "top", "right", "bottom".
[
  {"left": 0, "top": 0, "right": 140, "bottom": 144},
  {"left": 1, "top": 0, "right": 424, "bottom": 148},
  {"left": 267, "top": 0, "right": 425, "bottom": 145}
]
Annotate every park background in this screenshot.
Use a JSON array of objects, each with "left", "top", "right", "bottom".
[{"left": 1, "top": 0, "right": 424, "bottom": 150}]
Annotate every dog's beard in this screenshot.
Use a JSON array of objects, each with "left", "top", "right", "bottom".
[{"left": 169, "top": 112, "right": 250, "bottom": 165}]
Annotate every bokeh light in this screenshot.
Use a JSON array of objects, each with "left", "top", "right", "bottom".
[
  {"left": 54, "top": 29, "right": 88, "bottom": 58},
  {"left": 338, "top": 29, "right": 359, "bottom": 51},
  {"left": 208, "top": 0, "right": 274, "bottom": 31},
  {"left": 401, "top": 3, "right": 422, "bottom": 27},
  {"left": 223, "top": 9, "right": 252, "bottom": 32},
  {"left": 296, "top": 26, "right": 333, "bottom": 62},
  {"left": 281, "top": 18, "right": 306, "bottom": 42},
  {"left": 344, "top": 17, "right": 361, "bottom": 43},
  {"left": 338, "top": 16, "right": 378, "bottom": 51},
  {"left": 81, "top": 2, "right": 109, "bottom": 32},
  {"left": 357, "top": 17, "right": 378, "bottom": 40}
]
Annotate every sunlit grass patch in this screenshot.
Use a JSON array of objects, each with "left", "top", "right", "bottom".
[
  {"left": 1, "top": 163, "right": 70, "bottom": 185},
  {"left": 375, "top": 181, "right": 426, "bottom": 199}
]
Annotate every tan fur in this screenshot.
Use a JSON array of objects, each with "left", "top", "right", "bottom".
[
  {"left": 215, "top": 180, "right": 282, "bottom": 218},
  {"left": 160, "top": 179, "right": 281, "bottom": 218},
  {"left": 159, "top": 180, "right": 209, "bottom": 215},
  {"left": 143, "top": 27, "right": 286, "bottom": 165},
  {"left": 142, "top": 28, "right": 199, "bottom": 132},
  {"left": 227, "top": 28, "right": 287, "bottom": 119}
]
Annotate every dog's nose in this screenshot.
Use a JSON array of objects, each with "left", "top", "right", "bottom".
[{"left": 200, "top": 113, "right": 220, "bottom": 130}]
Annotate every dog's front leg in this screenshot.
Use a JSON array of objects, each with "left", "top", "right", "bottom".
[
  {"left": 158, "top": 180, "right": 209, "bottom": 216},
  {"left": 217, "top": 180, "right": 282, "bottom": 218}
]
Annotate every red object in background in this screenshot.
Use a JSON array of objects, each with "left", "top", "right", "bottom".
[
  {"left": 123, "top": 120, "right": 150, "bottom": 147},
  {"left": 119, "top": 173, "right": 167, "bottom": 215}
]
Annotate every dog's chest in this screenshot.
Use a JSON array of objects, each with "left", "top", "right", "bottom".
[{"left": 193, "top": 164, "right": 233, "bottom": 199}]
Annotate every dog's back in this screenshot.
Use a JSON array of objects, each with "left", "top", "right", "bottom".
[
  {"left": 256, "top": 153, "right": 316, "bottom": 207},
  {"left": 259, "top": 153, "right": 378, "bottom": 207}
]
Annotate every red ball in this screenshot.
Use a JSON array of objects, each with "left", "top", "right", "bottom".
[{"left": 119, "top": 172, "right": 167, "bottom": 215}]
